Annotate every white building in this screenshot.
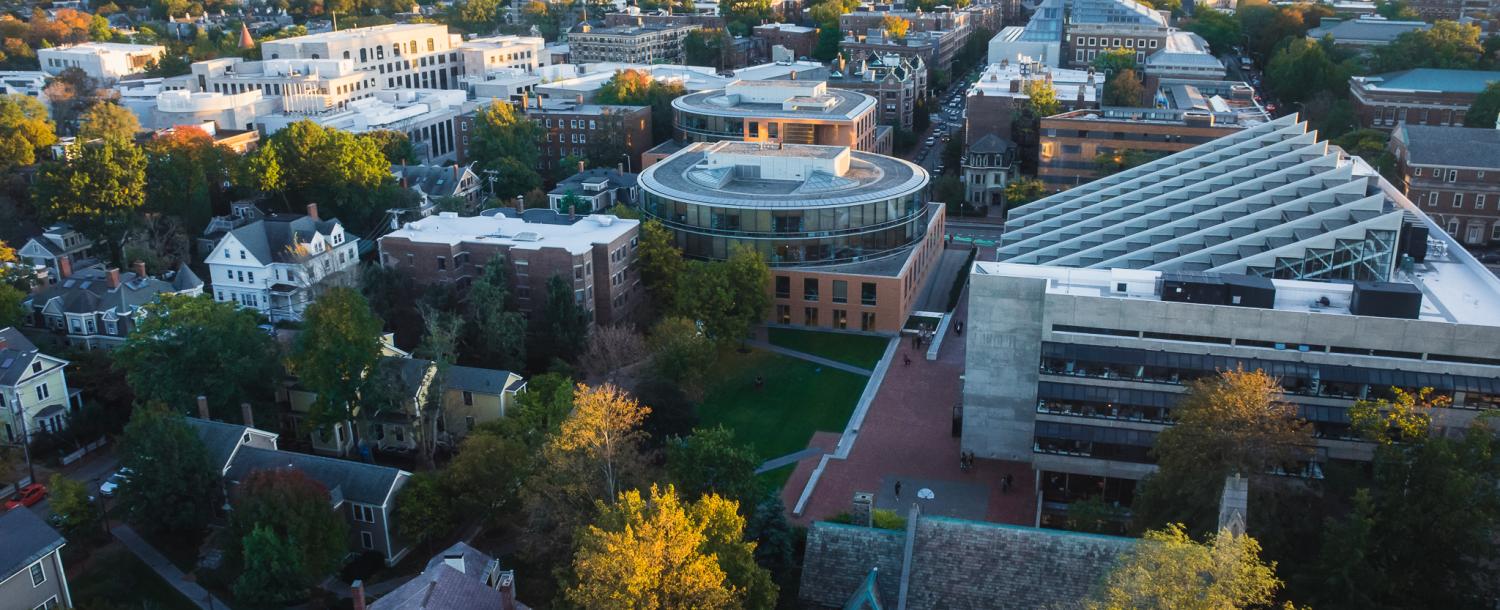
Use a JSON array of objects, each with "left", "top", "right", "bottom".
[
  {"left": 38, "top": 42, "right": 165, "bottom": 80},
  {"left": 460, "top": 68, "right": 541, "bottom": 103},
  {"left": 456, "top": 34, "right": 548, "bottom": 76},
  {"left": 205, "top": 204, "right": 359, "bottom": 322},
  {"left": 260, "top": 23, "right": 465, "bottom": 90},
  {"left": 150, "top": 89, "right": 279, "bottom": 131},
  {"left": 190, "top": 57, "right": 378, "bottom": 114},
  {"left": 1143, "top": 31, "right": 1228, "bottom": 80},
  {"left": 0, "top": 71, "right": 48, "bottom": 98},
  {"left": 258, "top": 89, "right": 471, "bottom": 163}
]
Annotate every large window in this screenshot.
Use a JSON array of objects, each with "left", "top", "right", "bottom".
[
  {"left": 832, "top": 280, "right": 848, "bottom": 304},
  {"left": 774, "top": 276, "right": 790, "bottom": 299},
  {"left": 803, "top": 278, "right": 819, "bottom": 302},
  {"left": 861, "top": 282, "right": 877, "bottom": 306},
  {"left": 29, "top": 561, "right": 44, "bottom": 586}
]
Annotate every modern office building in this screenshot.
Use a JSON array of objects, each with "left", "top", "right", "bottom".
[
  {"left": 456, "top": 34, "right": 548, "bottom": 75},
  {"left": 38, "top": 42, "right": 164, "bottom": 80},
  {"left": 257, "top": 89, "right": 471, "bottom": 163},
  {"left": 1305, "top": 16, "right": 1432, "bottom": 50},
  {"left": 966, "top": 114, "right": 1500, "bottom": 525},
  {"left": 672, "top": 79, "right": 889, "bottom": 154},
  {"left": 259, "top": 24, "right": 464, "bottom": 91},
  {"left": 1389, "top": 123, "right": 1500, "bottom": 246},
  {"left": 377, "top": 211, "right": 642, "bottom": 326},
  {"left": 826, "top": 53, "right": 928, "bottom": 131},
  {"left": 1350, "top": 69, "right": 1500, "bottom": 130},
  {"left": 567, "top": 23, "right": 701, "bottom": 64},
  {"left": 1038, "top": 79, "right": 1268, "bottom": 190},
  {"left": 638, "top": 141, "right": 945, "bottom": 333}
]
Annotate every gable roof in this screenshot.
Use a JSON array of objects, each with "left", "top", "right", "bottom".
[
  {"left": 0, "top": 506, "right": 66, "bottom": 580},
  {"left": 225, "top": 446, "right": 406, "bottom": 507},
  {"left": 392, "top": 163, "right": 478, "bottom": 199},
  {"left": 25, "top": 266, "right": 201, "bottom": 317},
  {"left": 186, "top": 417, "right": 258, "bottom": 473},
  {"left": 217, "top": 212, "right": 345, "bottom": 266},
  {"left": 444, "top": 366, "right": 518, "bottom": 394},
  {"left": 0, "top": 327, "right": 48, "bottom": 386},
  {"left": 548, "top": 168, "right": 638, "bottom": 197},
  {"left": 371, "top": 542, "right": 525, "bottom": 610},
  {"left": 968, "top": 133, "right": 1015, "bottom": 155}
]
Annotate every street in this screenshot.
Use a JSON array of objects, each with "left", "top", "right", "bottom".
[{"left": 23, "top": 444, "right": 120, "bottom": 523}]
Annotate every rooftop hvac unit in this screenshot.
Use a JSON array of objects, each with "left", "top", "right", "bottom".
[{"left": 1350, "top": 281, "right": 1422, "bottom": 319}]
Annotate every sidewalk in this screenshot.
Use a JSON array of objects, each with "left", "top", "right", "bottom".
[
  {"left": 743, "top": 340, "right": 874, "bottom": 376},
  {"left": 113, "top": 524, "right": 229, "bottom": 610}
]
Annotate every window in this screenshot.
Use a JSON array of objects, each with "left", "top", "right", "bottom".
[
  {"left": 1448, "top": 169, "right": 1458, "bottom": 182},
  {"left": 239, "top": 250, "right": 246, "bottom": 259},
  {"left": 352, "top": 504, "right": 376, "bottom": 523},
  {"left": 247, "top": 272, "right": 254, "bottom": 282},
  {"left": 33, "top": 598, "right": 58, "bottom": 610},
  {"left": 861, "top": 282, "right": 877, "bottom": 306},
  {"left": 1454, "top": 193, "right": 1464, "bottom": 208},
  {"left": 832, "top": 280, "right": 848, "bottom": 304},
  {"left": 861, "top": 311, "right": 877, "bottom": 331},
  {"left": 437, "top": 257, "right": 447, "bottom": 270},
  {"left": 834, "top": 309, "right": 848, "bottom": 330},
  {"left": 1478, "top": 195, "right": 1487, "bottom": 210},
  {"left": 1448, "top": 218, "right": 1460, "bottom": 235},
  {"left": 803, "top": 278, "right": 819, "bottom": 301},
  {"left": 361, "top": 531, "right": 375, "bottom": 550},
  {"left": 105, "top": 320, "right": 117, "bottom": 335},
  {"left": 804, "top": 307, "right": 818, "bottom": 326},
  {"left": 36, "top": 383, "right": 49, "bottom": 400},
  {"left": 465, "top": 416, "right": 476, "bottom": 431},
  {"left": 774, "top": 276, "right": 790, "bottom": 299},
  {"left": 1414, "top": 167, "right": 1422, "bottom": 177},
  {"left": 1491, "top": 224, "right": 1500, "bottom": 241},
  {"left": 29, "top": 561, "right": 44, "bottom": 586},
  {"left": 1429, "top": 192, "right": 1439, "bottom": 207},
  {"left": 776, "top": 304, "right": 791, "bottom": 324},
  {"left": 462, "top": 391, "right": 474, "bottom": 406},
  {"left": 31, "top": 361, "right": 41, "bottom": 373}
]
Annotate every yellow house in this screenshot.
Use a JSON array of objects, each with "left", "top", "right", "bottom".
[{"left": 439, "top": 365, "right": 527, "bottom": 441}]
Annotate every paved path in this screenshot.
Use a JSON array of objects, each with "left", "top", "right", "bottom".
[
  {"left": 913, "top": 247, "right": 974, "bottom": 312},
  {"left": 743, "top": 340, "right": 874, "bottom": 376},
  {"left": 756, "top": 447, "right": 827, "bottom": 474},
  {"left": 113, "top": 524, "right": 229, "bottom": 610}
]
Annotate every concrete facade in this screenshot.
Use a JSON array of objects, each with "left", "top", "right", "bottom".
[{"left": 567, "top": 23, "right": 701, "bottom": 64}]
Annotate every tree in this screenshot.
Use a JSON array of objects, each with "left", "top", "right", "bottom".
[
  {"left": 143, "top": 126, "right": 233, "bottom": 233},
  {"left": 117, "top": 405, "right": 220, "bottom": 535},
  {"left": 1091, "top": 47, "right": 1138, "bottom": 75},
  {"left": 1022, "top": 79, "right": 1061, "bottom": 118},
  {"left": 1004, "top": 177, "right": 1046, "bottom": 208},
  {"left": 1370, "top": 20, "right": 1485, "bottom": 73},
  {"left": 553, "top": 383, "right": 649, "bottom": 500},
  {"left": 445, "top": 430, "right": 529, "bottom": 519},
  {"left": 240, "top": 120, "right": 391, "bottom": 229},
  {"left": 1375, "top": 0, "right": 1419, "bottom": 19},
  {"left": 1103, "top": 69, "right": 1144, "bottom": 107},
  {"left": 1465, "top": 81, "right": 1500, "bottom": 128},
  {"left": 935, "top": 175, "right": 967, "bottom": 216},
  {"left": 637, "top": 219, "right": 685, "bottom": 311},
  {"left": 468, "top": 101, "right": 542, "bottom": 197},
  {"left": 722, "top": 243, "right": 771, "bottom": 342},
  {"left": 48, "top": 474, "right": 100, "bottom": 537},
  {"left": 648, "top": 316, "right": 717, "bottom": 394},
  {"left": 289, "top": 287, "right": 384, "bottom": 433},
  {"left": 684, "top": 29, "right": 731, "bottom": 70},
  {"left": 1131, "top": 369, "right": 1312, "bottom": 536},
  {"left": 533, "top": 274, "right": 589, "bottom": 365},
  {"left": 558, "top": 191, "right": 589, "bottom": 215},
  {"left": 1089, "top": 524, "right": 1283, "bottom": 610},
  {"left": 114, "top": 294, "right": 282, "bottom": 421},
  {"left": 596, "top": 70, "right": 686, "bottom": 144},
  {"left": 568, "top": 484, "right": 776, "bottom": 610},
  {"left": 0, "top": 94, "right": 57, "bottom": 172},
  {"left": 42, "top": 68, "right": 109, "bottom": 132},
  {"left": 489, "top": 372, "right": 574, "bottom": 451},
  {"left": 414, "top": 304, "right": 463, "bottom": 467},
  {"left": 362, "top": 129, "right": 419, "bottom": 164},
  {"left": 667, "top": 426, "right": 763, "bottom": 507},
  {"left": 229, "top": 467, "right": 349, "bottom": 594},
  {"left": 675, "top": 244, "right": 770, "bottom": 347},
  {"left": 393, "top": 472, "right": 460, "bottom": 552},
  {"left": 457, "top": 0, "right": 502, "bottom": 32},
  {"left": 722, "top": 0, "right": 773, "bottom": 35},
  {"left": 813, "top": 27, "right": 842, "bottom": 62},
  {"left": 1265, "top": 37, "right": 1345, "bottom": 105},
  {"left": 580, "top": 323, "right": 648, "bottom": 382},
  {"left": 1185, "top": 9, "right": 1241, "bottom": 55},
  {"left": 462, "top": 258, "right": 527, "bottom": 371},
  {"left": 0, "top": 242, "right": 25, "bottom": 329},
  {"left": 33, "top": 137, "right": 146, "bottom": 263},
  {"left": 76, "top": 101, "right": 139, "bottom": 142},
  {"left": 880, "top": 15, "right": 910, "bottom": 40},
  {"left": 234, "top": 525, "right": 307, "bottom": 605}
]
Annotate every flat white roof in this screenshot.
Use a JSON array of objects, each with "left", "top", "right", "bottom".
[{"left": 383, "top": 213, "right": 637, "bottom": 255}]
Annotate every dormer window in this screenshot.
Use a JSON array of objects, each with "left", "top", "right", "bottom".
[{"left": 32, "top": 361, "right": 42, "bottom": 373}]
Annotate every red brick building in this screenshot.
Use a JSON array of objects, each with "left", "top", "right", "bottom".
[
  {"left": 1349, "top": 69, "right": 1500, "bottom": 130},
  {"left": 455, "top": 97, "right": 653, "bottom": 176},
  {"left": 753, "top": 23, "right": 818, "bottom": 59},
  {"left": 1389, "top": 123, "right": 1500, "bottom": 246}
]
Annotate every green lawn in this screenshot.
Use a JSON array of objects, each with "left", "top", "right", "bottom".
[
  {"left": 698, "top": 349, "right": 868, "bottom": 465},
  {"left": 765, "top": 328, "right": 891, "bottom": 370},
  {"left": 69, "top": 544, "right": 199, "bottom": 610}
]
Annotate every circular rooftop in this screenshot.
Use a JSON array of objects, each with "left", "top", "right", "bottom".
[{"left": 639, "top": 141, "right": 928, "bottom": 209}]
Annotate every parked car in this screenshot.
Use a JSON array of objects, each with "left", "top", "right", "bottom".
[
  {"left": 5, "top": 483, "right": 47, "bottom": 510},
  {"left": 99, "top": 468, "right": 133, "bottom": 497}
]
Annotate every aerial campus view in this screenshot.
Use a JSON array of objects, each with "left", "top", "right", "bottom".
[{"left": 0, "top": 0, "right": 1498, "bottom": 606}]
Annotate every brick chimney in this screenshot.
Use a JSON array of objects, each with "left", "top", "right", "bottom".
[
  {"left": 852, "top": 491, "right": 873, "bottom": 527},
  {"left": 241, "top": 402, "right": 255, "bottom": 428},
  {"left": 306, "top": 203, "right": 319, "bottom": 221},
  {"left": 351, "top": 580, "right": 366, "bottom": 610},
  {"left": 133, "top": 260, "right": 147, "bottom": 279},
  {"left": 1009, "top": 79, "right": 1020, "bottom": 93},
  {"left": 577, "top": 159, "right": 585, "bottom": 175},
  {"left": 498, "top": 572, "right": 517, "bottom": 610},
  {"left": 106, "top": 268, "right": 120, "bottom": 288},
  {"left": 196, "top": 395, "right": 210, "bottom": 419},
  {"left": 58, "top": 255, "right": 73, "bottom": 279}
]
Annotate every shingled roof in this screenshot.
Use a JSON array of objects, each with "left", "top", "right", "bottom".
[
  {"left": 226, "top": 446, "right": 405, "bottom": 507},
  {"left": 0, "top": 327, "right": 52, "bottom": 387},
  {"left": 27, "top": 264, "right": 203, "bottom": 317},
  {"left": 0, "top": 508, "right": 65, "bottom": 581}
]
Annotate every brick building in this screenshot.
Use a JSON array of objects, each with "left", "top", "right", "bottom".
[
  {"left": 454, "top": 97, "right": 653, "bottom": 176},
  {"left": 1389, "top": 123, "right": 1500, "bottom": 246},
  {"left": 826, "top": 53, "right": 928, "bottom": 131},
  {"left": 377, "top": 210, "right": 642, "bottom": 326},
  {"left": 753, "top": 23, "right": 819, "bottom": 59},
  {"left": 1350, "top": 69, "right": 1500, "bottom": 130},
  {"left": 567, "top": 23, "right": 701, "bottom": 64}
]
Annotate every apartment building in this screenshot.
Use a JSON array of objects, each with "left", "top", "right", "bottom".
[
  {"left": 826, "top": 53, "right": 927, "bottom": 131},
  {"left": 753, "top": 23, "right": 818, "bottom": 59},
  {"left": 38, "top": 42, "right": 163, "bottom": 80},
  {"left": 377, "top": 211, "right": 643, "bottom": 327},
  {"left": 567, "top": 23, "right": 701, "bottom": 64},
  {"left": 456, "top": 35, "right": 548, "bottom": 75},
  {"left": 0, "top": 328, "right": 79, "bottom": 444},
  {"left": 1350, "top": 69, "right": 1500, "bottom": 130},
  {"left": 23, "top": 262, "right": 204, "bottom": 350},
  {"left": 839, "top": 5, "right": 975, "bottom": 72},
  {"left": 1389, "top": 123, "right": 1500, "bottom": 246},
  {"left": 455, "top": 98, "right": 653, "bottom": 173},
  {"left": 260, "top": 24, "right": 465, "bottom": 91}
]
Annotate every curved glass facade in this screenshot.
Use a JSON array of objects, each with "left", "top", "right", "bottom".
[
  {"left": 640, "top": 190, "right": 928, "bottom": 265},
  {"left": 674, "top": 110, "right": 745, "bottom": 142}
]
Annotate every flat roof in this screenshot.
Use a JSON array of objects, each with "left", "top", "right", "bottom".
[
  {"left": 639, "top": 141, "right": 927, "bottom": 209},
  {"left": 1358, "top": 68, "right": 1500, "bottom": 93},
  {"left": 382, "top": 212, "right": 637, "bottom": 255},
  {"left": 263, "top": 23, "right": 447, "bottom": 45},
  {"left": 673, "top": 82, "right": 875, "bottom": 121}
]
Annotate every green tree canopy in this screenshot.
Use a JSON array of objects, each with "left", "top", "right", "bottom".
[
  {"left": 1091, "top": 47, "right": 1138, "bottom": 75},
  {"left": 647, "top": 316, "right": 716, "bottom": 394},
  {"left": 1004, "top": 177, "right": 1046, "bottom": 209},
  {"left": 239, "top": 120, "right": 391, "bottom": 227},
  {"left": 143, "top": 126, "right": 234, "bottom": 233},
  {"left": 33, "top": 136, "right": 146, "bottom": 263},
  {"left": 595, "top": 69, "right": 686, "bottom": 144},
  {"left": 117, "top": 405, "right": 221, "bottom": 535},
  {"left": 229, "top": 468, "right": 349, "bottom": 601},
  {"left": 115, "top": 294, "right": 283, "bottom": 421},
  {"left": 0, "top": 94, "right": 57, "bottom": 171},
  {"left": 1264, "top": 37, "right": 1349, "bottom": 105},
  {"left": 362, "top": 128, "right": 419, "bottom": 164},
  {"left": 532, "top": 274, "right": 589, "bottom": 365},
  {"left": 468, "top": 101, "right": 542, "bottom": 198},
  {"left": 76, "top": 101, "right": 140, "bottom": 142},
  {"left": 667, "top": 425, "right": 763, "bottom": 508},
  {"left": 1465, "top": 81, "right": 1500, "bottom": 128},
  {"left": 289, "top": 287, "right": 384, "bottom": 429},
  {"left": 813, "top": 27, "right": 842, "bottom": 62},
  {"left": 234, "top": 524, "right": 307, "bottom": 605},
  {"left": 637, "top": 219, "right": 686, "bottom": 311},
  {"left": 393, "top": 471, "right": 459, "bottom": 553},
  {"left": 462, "top": 257, "right": 527, "bottom": 370},
  {"left": 1103, "top": 68, "right": 1144, "bottom": 107},
  {"left": 1370, "top": 20, "right": 1486, "bottom": 73},
  {"left": 1185, "top": 8, "right": 1241, "bottom": 55},
  {"left": 1089, "top": 524, "right": 1283, "bottom": 610}
]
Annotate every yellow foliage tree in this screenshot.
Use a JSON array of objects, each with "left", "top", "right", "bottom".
[
  {"left": 551, "top": 383, "right": 651, "bottom": 499},
  {"left": 880, "top": 15, "right": 910, "bottom": 40},
  {"left": 1090, "top": 524, "right": 1283, "bottom": 610}
]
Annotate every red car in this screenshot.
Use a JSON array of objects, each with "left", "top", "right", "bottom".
[{"left": 4, "top": 483, "right": 47, "bottom": 510}]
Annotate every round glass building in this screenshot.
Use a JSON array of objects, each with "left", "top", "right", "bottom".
[{"left": 638, "top": 141, "right": 930, "bottom": 266}]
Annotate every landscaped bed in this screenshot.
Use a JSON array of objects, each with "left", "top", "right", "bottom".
[
  {"left": 697, "top": 349, "right": 868, "bottom": 465},
  {"left": 765, "top": 328, "right": 891, "bottom": 370}
]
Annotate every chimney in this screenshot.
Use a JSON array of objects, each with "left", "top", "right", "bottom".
[
  {"left": 514, "top": 195, "right": 525, "bottom": 213},
  {"left": 241, "top": 402, "right": 255, "bottom": 428},
  {"left": 58, "top": 255, "right": 73, "bottom": 279},
  {"left": 106, "top": 268, "right": 121, "bottom": 288},
  {"left": 443, "top": 553, "right": 466, "bottom": 574},
  {"left": 576, "top": 94, "right": 584, "bottom": 105},
  {"left": 196, "top": 395, "right": 210, "bottom": 419},
  {"left": 852, "top": 491, "right": 873, "bottom": 527},
  {"left": 498, "top": 572, "right": 517, "bottom": 610},
  {"left": 578, "top": 159, "right": 585, "bottom": 175},
  {"left": 351, "top": 580, "right": 367, "bottom": 610},
  {"left": 617, "top": 162, "right": 624, "bottom": 174},
  {"left": 790, "top": 70, "right": 797, "bottom": 80},
  {"left": 1009, "top": 79, "right": 1020, "bottom": 93},
  {"left": 133, "top": 260, "right": 147, "bottom": 279},
  {"left": 306, "top": 203, "right": 319, "bottom": 221}
]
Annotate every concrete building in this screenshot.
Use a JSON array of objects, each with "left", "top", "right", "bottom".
[
  {"left": 456, "top": 34, "right": 548, "bottom": 75},
  {"left": 259, "top": 23, "right": 464, "bottom": 91},
  {"left": 259, "top": 89, "right": 470, "bottom": 163},
  {"left": 150, "top": 89, "right": 279, "bottom": 131},
  {"left": 988, "top": 2, "right": 1066, "bottom": 66},
  {"left": 826, "top": 53, "right": 927, "bottom": 131},
  {"left": 1305, "top": 15, "right": 1432, "bottom": 49},
  {"left": 639, "top": 141, "right": 946, "bottom": 333},
  {"left": 0, "top": 509, "right": 72, "bottom": 610},
  {"left": 1038, "top": 79, "right": 1268, "bottom": 190},
  {"left": 189, "top": 57, "right": 378, "bottom": 115},
  {"left": 378, "top": 211, "right": 642, "bottom": 326},
  {"left": 964, "top": 116, "right": 1500, "bottom": 520},
  {"left": 38, "top": 42, "right": 164, "bottom": 80},
  {"left": 672, "top": 79, "right": 889, "bottom": 155},
  {"left": 567, "top": 23, "right": 701, "bottom": 64},
  {"left": 754, "top": 23, "right": 819, "bottom": 59},
  {"left": 461, "top": 68, "right": 541, "bottom": 103},
  {"left": 0, "top": 71, "right": 48, "bottom": 98},
  {"left": 1389, "top": 123, "right": 1500, "bottom": 246},
  {"left": 1350, "top": 69, "right": 1500, "bottom": 130},
  {"left": 534, "top": 63, "right": 725, "bottom": 102}
]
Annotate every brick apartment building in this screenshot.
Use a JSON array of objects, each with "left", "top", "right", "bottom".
[
  {"left": 377, "top": 211, "right": 643, "bottom": 326},
  {"left": 568, "top": 23, "right": 701, "bottom": 64},
  {"left": 1390, "top": 123, "right": 1500, "bottom": 246},
  {"left": 455, "top": 97, "right": 653, "bottom": 176},
  {"left": 754, "top": 23, "right": 818, "bottom": 59},
  {"left": 1350, "top": 69, "right": 1500, "bottom": 130}
]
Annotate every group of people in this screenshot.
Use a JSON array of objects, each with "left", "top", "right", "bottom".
[{"left": 959, "top": 450, "right": 976, "bottom": 471}]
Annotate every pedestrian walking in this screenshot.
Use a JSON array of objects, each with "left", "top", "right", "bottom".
[
  {"left": 1001, "top": 473, "right": 1013, "bottom": 493},
  {"left": 903, "top": 354, "right": 912, "bottom": 366},
  {"left": 894, "top": 480, "right": 903, "bottom": 500}
]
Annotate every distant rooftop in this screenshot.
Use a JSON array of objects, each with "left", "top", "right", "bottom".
[
  {"left": 1307, "top": 15, "right": 1430, "bottom": 44},
  {"left": 261, "top": 23, "right": 447, "bottom": 44},
  {"left": 1355, "top": 68, "right": 1500, "bottom": 93},
  {"left": 1393, "top": 124, "right": 1500, "bottom": 169},
  {"left": 383, "top": 213, "right": 638, "bottom": 255},
  {"left": 969, "top": 61, "right": 1098, "bottom": 103},
  {"left": 639, "top": 141, "right": 927, "bottom": 209},
  {"left": 673, "top": 79, "right": 875, "bottom": 121}
]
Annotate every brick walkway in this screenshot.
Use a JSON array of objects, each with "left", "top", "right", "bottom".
[
  {"left": 779, "top": 286, "right": 1037, "bottom": 526},
  {"left": 113, "top": 524, "right": 229, "bottom": 610}
]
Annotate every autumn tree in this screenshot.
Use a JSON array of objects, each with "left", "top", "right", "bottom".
[
  {"left": 1131, "top": 369, "right": 1312, "bottom": 536},
  {"left": 1004, "top": 177, "right": 1046, "bottom": 208},
  {"left": 595, "top": 69, "right": 686, "bottom": 143},
  {"left": 0, "top": 94, "right": 57, "bottom": 172},
  {"left": 48, "top": 474, "right": 101, "bottom": 537},
  {"left": 144, "top": 126, "right": 234, "bottom": 233},
  {"left": 76, "top": 101, "right": 140, "bottom": 141},
  {"left": 0, "top": 241, "right": 26, "bottom": 328},
  {"left": 1103, "top": 68, "right": 1144, "bottom": 107},
  {"left": 114, "top": 294, "right": 283, "bottom": 421},
  {"left": 462, "top": 257, "right": 527, "bottom": 370},
  {"left": 117, "top": 405, "right": 221, "bottom": 536},
  {"left": 1089, "top": 524, "right": 1283, "bottom": 610},
  {"left": 230, "top": 468, "right": 349, "bottom": 601},
  {"left": 33, "top": 137, "right": 145, "bottom": 263},
  {"left": 568, "top": 485, "right": 777, "bottom": 609},
  {"left": 289, "top": 287, "right": 384, "bottom": 435},
  {"left": 880, "top": 15, "right": 910, "bottom": 40},
  {"left": 1091, "top": 47, "right": 1138, "bottom": 75},
  {"left": 42, "top": 68, "right": 110, "bottom": 133}
]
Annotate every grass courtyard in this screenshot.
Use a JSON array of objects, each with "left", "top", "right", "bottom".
[
  {"left": 765, "top": 328, "right": 892, "bottom": 370},
  {"left": 697, "top": 348, "right": 869, "bottom": 465}
]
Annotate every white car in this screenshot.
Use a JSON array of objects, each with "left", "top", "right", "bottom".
[{"left": 99, "top": 468, "right": 132, "bottom": 497}]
